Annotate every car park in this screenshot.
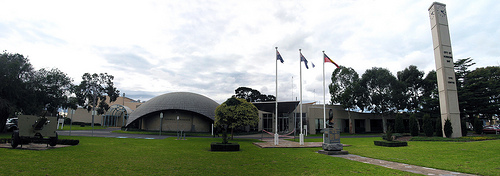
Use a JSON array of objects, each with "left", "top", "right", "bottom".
[{"left": 482, "top": 126, "right": 500, "bottom": 134}]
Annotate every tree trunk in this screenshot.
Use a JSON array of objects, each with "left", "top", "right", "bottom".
[
  {"left": 382, "top": 115, "right": 387, "bottom": 133},
  {"left": 231, "top": 128, "right": 234, "bottom": 140},
  {"left": 348, "top": 110, "right": 354, "bottom": 134}
]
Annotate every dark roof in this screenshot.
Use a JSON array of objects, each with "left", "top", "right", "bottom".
[
  {"left": 252, "top": 101, "right": 300, "bottom": 114},
  {"left": 126, "top": 92, "right": 219, "bottom": 126}
]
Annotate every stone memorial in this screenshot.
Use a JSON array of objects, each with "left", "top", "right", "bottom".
[{"left": 318, "top": 110, "right": 348, "bottom": 155}]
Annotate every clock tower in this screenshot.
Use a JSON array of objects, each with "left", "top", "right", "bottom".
[{"left": 428, "top": 2, "right": 462, "bottom": 138}]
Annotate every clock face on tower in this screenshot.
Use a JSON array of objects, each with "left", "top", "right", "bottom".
[{"left": 437, "top": 5, "right": 447, "bottom": 17}]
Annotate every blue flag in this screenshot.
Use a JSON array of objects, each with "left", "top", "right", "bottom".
[
  {"left": 276, "top": 50, "right": 284, "bottom": 63},
  {"left": 300, "top": 53, "right": 309, "bottom": 69}
]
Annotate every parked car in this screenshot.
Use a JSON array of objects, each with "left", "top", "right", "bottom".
[
  {"left": 5, "top": 118, "right": 18, "bottom": 132},
  {"left": 482, "top": 126, "right": 500, "bottom": 134}
]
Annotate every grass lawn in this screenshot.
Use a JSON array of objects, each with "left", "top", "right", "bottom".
[
  {"left": 307, "top": 137, "right": 500, "bottom": 176},
  {"left": 0, "top": 135, "right": 415, "bottom": 176}
]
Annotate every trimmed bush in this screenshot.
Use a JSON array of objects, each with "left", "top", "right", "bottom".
[
  {"left": 409, "top": 114, "right": 419, "bottom": 136},
  {"left": 444, "top": 119, "right": 453, "bottom": 138},
  {"left": 394, "top": 114, "right": 405, "bottom": 133},
  {"left": 374, "top": 140, "right": 407, "bottom": 147},
  {"left": 435, "top": 118, "right": 443, "bottom": 137},
  {"left": 423, "top": 114, "right": 434, "bottom": 137}
]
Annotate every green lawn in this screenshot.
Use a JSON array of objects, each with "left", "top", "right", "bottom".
[
  {"left": 2, "top": 133, "right": 499, "bottom": 175},
  {"left": 308, "top": 137, "right": 500, "bottom": 176},
  {"left": 0, "top": 136, "right": 415, "bottom": 176}
]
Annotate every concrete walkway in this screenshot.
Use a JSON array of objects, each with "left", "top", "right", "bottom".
[
  {"left": 255, "top": 138, "right": 476, "bottom": 176},
  {"left": 330, "top": 154, "right": 476, "bottom": 176}
]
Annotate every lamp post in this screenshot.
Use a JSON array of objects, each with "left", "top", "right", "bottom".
[
  {"left": 69, "top": 109, "right": 75, "bottom": 136},
  {"left": 159, "top": 112, "right": 163, "bottom": 136}
]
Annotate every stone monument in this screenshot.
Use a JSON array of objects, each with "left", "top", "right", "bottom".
[
  {"left": 318, "top": 109, "right": 348, "bottom": 155},
  {"left": 428, "top": 2, "right": 462, "bottom": 138}
]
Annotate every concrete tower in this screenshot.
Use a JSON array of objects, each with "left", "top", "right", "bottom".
[{"left": 428, "top": 2, "right": 462, "bottom": 138}]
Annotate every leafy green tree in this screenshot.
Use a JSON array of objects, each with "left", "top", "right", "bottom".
[
  {"left": 394, "top": 114, "right": 405, "bottom": 133},
  {"left": 234, "top": 87, "right": 275, "bottom": 102},
  {"left": 31, "top": 68, "right": 74, "bottom": 116},
  {"left": 420, "top": 70, "right": 440, "bottom": 117},
  {"left": 0, "top": 51, "right": 35, "bottom": 122},
  {"left": 409, "top": 114, "right": 419, "bottom": 136},
  {"left": 359, "top": 67, "right": 398, "bottom": 132},
  {"left": 0, "top": 51, "right": 77, "bottom": 131},
  {"left": 423, "top": 114, "right": 434, "bottom": 137},
  {"left": 444, "top": 119, "right": 453, "bottom": 138},
  {"left": 454, "top": 58, "right": 475, "bottom": 121},
  {"left": 463, "top": 66, "right": 500, "bottom": 119},
  {"left": 74, "top": 73, "right": 120, "bottom": 129},
  {"left": 215, "top": 97, "right": 259, "bottom": 143},
  {"left": 329, "top": 66, "right": 361, "bottom": 134},
  {"left": 397, "top": 65, "right": 424, "bottom": 112}
]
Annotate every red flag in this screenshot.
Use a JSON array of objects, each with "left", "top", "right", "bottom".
[{"left": 324, "top": 53, "right": 339, "bottom": 68}]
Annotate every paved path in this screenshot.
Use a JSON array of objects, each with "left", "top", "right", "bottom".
[
  {"left": 331, "top": 154, "right": 477, "bottom": 176},
  {"left": 255, "top": 137, "right": 476, "bottom": 176}
]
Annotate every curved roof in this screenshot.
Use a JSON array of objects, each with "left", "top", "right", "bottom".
[
  {"left": 104, "top": 104, "right": 132, "bottom": 117},
  {"left": 126, "top": 92, "right": 219, "bottom": 126}
]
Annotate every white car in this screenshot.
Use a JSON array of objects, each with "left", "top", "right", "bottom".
[{"left": 5, "top": 118, "right": 18, "bottom": 132}]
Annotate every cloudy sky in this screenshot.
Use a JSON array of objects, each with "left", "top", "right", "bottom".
[{"left": 1, "top": 0, "right": 499, "bottom": 104}]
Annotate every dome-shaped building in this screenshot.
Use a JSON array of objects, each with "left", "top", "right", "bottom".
[{"left": 126, "top": 92, "right": 219, "bottom": 132}]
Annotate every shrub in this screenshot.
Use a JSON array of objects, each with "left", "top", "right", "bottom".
[
  {"left": 444, "top": 119, "right": 453, "bottom": 138},
  {"left": 382, "top": 127, "right": 393, "bottom": 141},
  {"left": 435, "top": 118, "right": 443, "bottom": 137},
  {"left": 461, "top": 119, "right": 467, "bottom": 137},
  {"left": 409, "top": 114, "right": 419, "bottom": 136},
  {"left": 394, "top": 114, "right": 405, "bottom": 133},
  {"left": 473, "top": 118, "right": 483, "bottom": 134},
  {"left": 423, "top": 114, "right": 434, "bottom": 137}
]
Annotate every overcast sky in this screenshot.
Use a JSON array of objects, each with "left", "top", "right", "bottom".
[{"left": 1, "top": 0, "right": 499, "bottom": 104}]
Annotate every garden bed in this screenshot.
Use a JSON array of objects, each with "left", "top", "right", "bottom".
[
  {"left": 210, "top": 142, "right": 239, "bottom": 151},
  {"left": 374, "top": 140, "right": 408, "bottom": 147}
]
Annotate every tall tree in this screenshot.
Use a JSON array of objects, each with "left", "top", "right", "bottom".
[
  {"left": 420, "top": 70, "right": 440, "bottom": 118},
  {"left": 454, "top": 58, "right": 476, "bottom": 120},
  {"left": 31, "top": 68, "right": 74, "bottom": 116},
  {"left": 329, "top": 66, "right": 361, "bottom": 134},
  {"left": 74, "top": 73, "right": 120, "bottom": 129},
  {"left": 0, "top": 51, "right": 34, "bottom": 131},
  {"left": 214, "top": 97, "right": 259, "bottom": 142},
  {"left": 359, "top": 67, "right": 398, "bottom": 133},
  {"left": 234, "top": 87, "right": 275, "bottom": 102},
  {"left": 464, "top": 66, "right": 500, "bottom": 119},
  {"left": 397, "top": 65, "right": 424, "bottom": 112}
]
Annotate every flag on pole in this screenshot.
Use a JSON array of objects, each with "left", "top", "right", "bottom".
[
  {"left": 324, "top": 53, "right": 339, "bottom": 68},
  {"left": 276, "top": 50, "right": 284, "bottom": 63},
  {"left": 300, "top": 53, "right": 309, "bottom": 69}
]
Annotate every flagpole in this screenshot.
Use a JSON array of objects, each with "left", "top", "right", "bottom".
[
  {"left": 299, "top": 49, "right": 304, "bottom": 145},
  {"left": 275, "top": 47, "right": 279, "bottom": 145},
  {"left": 322, "top": 51, "right": 326, "bottom": 144}
]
